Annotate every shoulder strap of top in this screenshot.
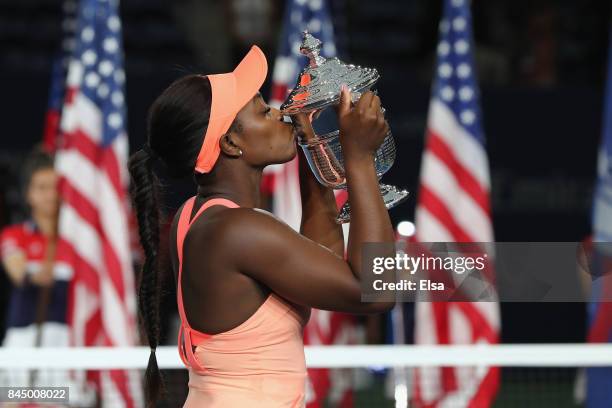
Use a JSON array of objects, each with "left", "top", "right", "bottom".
[
  {"left": 175, "top": 196, "right": 239, "bottom": 373},
  {"left": 176, "top": 197, "right": 240, "bottom": 266}
]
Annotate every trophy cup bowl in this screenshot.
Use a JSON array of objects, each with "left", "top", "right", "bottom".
[
  {"left": 299, "top": 129, "right": 408, "bottom": 223},
  {"left": 281, "top": 31, "right": 409, "bottom": 224}
]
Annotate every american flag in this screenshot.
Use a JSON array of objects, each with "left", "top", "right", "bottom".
[
  {"left": 55, "top": 0, "right": 143, "bottom": 406},
  {"left": 264, "top": 0, "right": 340, "bottom": 231},
  {"left": 413, "top": 0, "right": 500, "bottom": 406},
  {"left": 266, "top": 1, "right": 354, "bottom": 407},
  {"left": 585, "top": 28, "right": 612, "bottom": 408},
  {"left": 591, "top": 30, "right": 612, "bottom": 245}
]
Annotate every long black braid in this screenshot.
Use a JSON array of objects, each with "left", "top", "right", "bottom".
[
  {"left": 128, "top": 74, "right": 217, "bottom": 407},
  {"left": 128, "top": 148, "right": 164, "bottom": 407}
]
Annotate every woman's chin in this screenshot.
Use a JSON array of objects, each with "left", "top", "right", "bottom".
[
  {"left": 265, "top": 140, "right": 298, "bottom": 166},
  {"left": 278, "top": 145, "right": 297, "bottom": 164},
  {"left": 283, "top": 149, "right": 297, "bottom": 164}
]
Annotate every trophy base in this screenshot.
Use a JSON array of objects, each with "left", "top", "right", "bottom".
[{"left": 335, "top": 184, "right": 410, "bottom": 224}]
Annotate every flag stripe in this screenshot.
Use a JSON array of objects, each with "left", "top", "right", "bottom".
[
  {"left": 415, "top": 207, "right": 454, "bottom": 242},
  {"left": 426, "top": 129, "right": 490, "bottom": 215},
  {"left": 61, "top": 89, "right": 103, "bottom": 142},
  {"left": 428, "top": 100, "right": 490, "bottom": 190},
  {"left": 61, "top": 128, "right": 125, "bottom": 199},
  {"left": 57, "top": 145, "right": 130, "bottom": 300},
  {"left": 418, "top": 184, "right": 475, "bottom": 242},
  {"left": 62, "top": 237, "right": 100, "bottom": 293},
  {"left": 420, "top": 150, "right": 492, "bottom": 241},
  {"left": 60, "top": 179, "right": 129, "bottom": 314}
]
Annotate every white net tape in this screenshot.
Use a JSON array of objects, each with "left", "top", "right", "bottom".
[
  {"left": 1, "top": 344, "right": 611, "bottom": 369},
  {"left": 1, "top": 345, "right": 611, "bottom": 407}
]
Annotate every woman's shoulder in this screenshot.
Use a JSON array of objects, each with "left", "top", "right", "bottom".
[
  {"left": 252, "top": 207, "right": 284, "bottom": 221},
  {"left": 212, "top": 208, "right": 300, "bottom": 255},
  {"left": 0, "top": 221, "right": 44, "bottom": 261},
  {"left": 1, "top": 221, "right": 34, "bottom": 236},
  {"left": 187, "top": 206, "right": 290, "bottom": 243},
  {"left": 1, "top": 221, "right": 34, "bottom": 247}
]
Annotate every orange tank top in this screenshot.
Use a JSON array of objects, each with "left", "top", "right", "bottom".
[{"left": 176, "top": 196, "right": 310, "bottom": 407}]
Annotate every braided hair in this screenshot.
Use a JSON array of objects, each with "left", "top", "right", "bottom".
[{"left": 128, "top": 75, "right": 214, "bottom": 407}]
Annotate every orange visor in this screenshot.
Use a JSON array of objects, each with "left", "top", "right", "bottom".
[{"left": 195, "top": 45, "right": 268, "bottom": 173}]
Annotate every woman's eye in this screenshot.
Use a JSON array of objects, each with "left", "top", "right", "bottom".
[{"left": 264, "top": 106, "right": 271, "bottom": 116}]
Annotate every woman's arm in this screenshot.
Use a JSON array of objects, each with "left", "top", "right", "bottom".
[
  {"left": 1, "top": 228, "right": 28, "bottom": 286},
  {"left": 294, "top": 113, "right": 344, "bottom": 258},
  {"left": 3, "top": 238, "right": 56, "bottom": 287},
  {"left": 2, "top": 252, "right": 27, "bottom": 287},
  {"left": 339, "top": 90, "right": 395, "bottom": 278},
  {"left": 225, "top": 89, "right": 396, "bottom": 314}
]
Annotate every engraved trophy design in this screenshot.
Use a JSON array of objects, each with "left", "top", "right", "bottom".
[{"left": 280, "top": 31, "right": 409, "bottom": 224}]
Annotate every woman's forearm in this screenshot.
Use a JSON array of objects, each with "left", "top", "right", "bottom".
[
  {"left": 298, "top": 148, "right": 345, "bottom": 257},
  {"left": 3, "top": 253, "right": 27, "bottom": 287},
  {"left": 344, "top": 154, "right": 395, "bottom": 279}
]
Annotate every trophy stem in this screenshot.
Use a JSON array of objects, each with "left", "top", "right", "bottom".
[{"left": 335, "top": 184, "right": 410, "bottom": 224}]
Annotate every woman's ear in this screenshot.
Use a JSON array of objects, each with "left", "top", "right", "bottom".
[{"left": 219, "top": 133, "right": 243, "bottom": 158}]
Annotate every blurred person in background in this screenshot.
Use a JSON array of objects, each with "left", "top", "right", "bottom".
[{"left": 0, "top": 147, "right": 94, "bottom": 406}]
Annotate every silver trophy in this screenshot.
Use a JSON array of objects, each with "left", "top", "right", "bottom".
[{"left": 280, "top": 31, "right": 409, "bottom": 224}]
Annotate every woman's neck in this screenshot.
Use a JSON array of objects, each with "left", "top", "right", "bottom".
[
  {"left": 32, "top": 211, "right": 55, "bottom": 237},
  {"left": 196, "top": 161, "right": 263, "bottom": 209}
]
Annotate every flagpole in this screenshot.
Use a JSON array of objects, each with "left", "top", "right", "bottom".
[
  {"left": 391, "top": 303, "right": 409, "bottom": 408},
  {"left": 391, "top": 236, "right": 410, "bottom": 408},
  {"left": 28, "top": 230, "right": 58, "bottom": 388}
]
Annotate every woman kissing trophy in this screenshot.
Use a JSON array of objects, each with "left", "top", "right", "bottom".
[{"left": 280, "top": 31, "right": 409, "bottom": 224}]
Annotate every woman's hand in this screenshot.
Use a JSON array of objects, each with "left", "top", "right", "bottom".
[
  {"left": 290, "top": 112, "right": 317, "bottom": 142},
  {"left": 30, "top": 268, "right": 54, "bottom": 286},
  {"left": 32, "top": 235, "right": 57, "bottom": 287},
  {"left": 337, "top": 85, "right": 389, "bottom": 162}
]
